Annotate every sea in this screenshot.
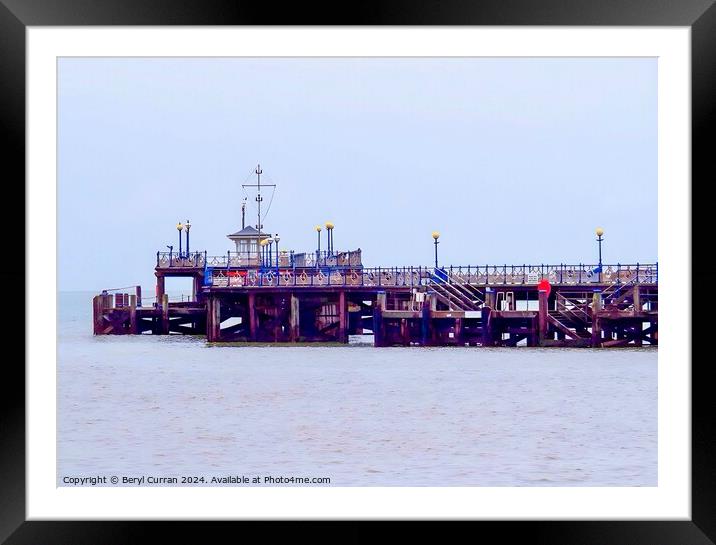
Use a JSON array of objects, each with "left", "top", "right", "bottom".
[{"left": 57, "top": 291, "right": 657, "bottom": 487}]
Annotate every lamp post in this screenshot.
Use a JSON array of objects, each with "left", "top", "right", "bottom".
[
  {"left": 595, "top": 227, "right": 604, "bottom": 282},
  {"left": 432, "top": 231, "right": 440, "bottom": 269},
  {"left": 315, "top": 225, "right": 322, "bottom": 267},
  {"left": 325, "top": 221, "right": 334, "bottom": 255},
  {"left": 260, "top": 238, "right": 268, "bottom": 268},
  {"left": 274, "top": 234, "right": 280, "bottom": 275},
  {"left": 176, "top": 222, "right": 183, "bottom": 258},
  {"left": 184, "top": 220, "right": 191, "bottom": 258},
  {"left": 268, "top": 237, "right": 274, "bottom": 269}
]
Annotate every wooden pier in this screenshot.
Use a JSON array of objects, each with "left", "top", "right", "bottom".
[{"left": 93, "top": 262, "right": 657, "bottom": 348}]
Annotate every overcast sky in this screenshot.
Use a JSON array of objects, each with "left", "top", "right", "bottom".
[{"left": 58, "top": 57, "right": 656, "bottom": 292}]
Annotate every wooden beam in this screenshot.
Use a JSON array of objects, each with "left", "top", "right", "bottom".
[
  {"left": 290, "top": 294, "right": 300, "bottom": 342},
  {"left": 338, "top": 291, "right": 347, "bottom": 343},
  {"left": 161, "top": 293, "right": 169, "bottom": 334},
  {"left": 454, "top": 317, "right": 463, "bottom": 346},
  {"left": 538, "top": 289, "right": 548, "bottom": 346},
  {"left": 92, "top": 296, "right": 103, "bottom": 335},
  {"left": 481, "top": 306, "right": 493, "bottom": 346},
  {"left": 129, "top": 294, "right": 138, "bottom": 334},
  {"left": 373, "top": 293, "right": 385, "bottom": 347},
  {"left": 633, "top": 285, "right": 641, "bottom": 312},
  {"left": 591, "top": 316, "right": 602, "bottom": 347},
  {"left": 248, "top": 291, "right": 257, "bottom": 341},
  {"left": 156, "top": 275, "right": 165, "bottom": 301}
]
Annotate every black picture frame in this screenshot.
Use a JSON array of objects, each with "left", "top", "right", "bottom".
[{"left": 2, "top": 1, "right": 712, "bottom": 542}]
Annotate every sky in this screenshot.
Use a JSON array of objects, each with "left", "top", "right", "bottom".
[{"left": 57, "top": 57, "right": 657, "bottom": 292}]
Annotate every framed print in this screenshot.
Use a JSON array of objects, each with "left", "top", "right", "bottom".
[{"left": 3, "top": 0, "right": 714, "bottom": 542}]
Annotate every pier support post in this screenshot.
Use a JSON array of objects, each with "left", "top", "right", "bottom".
[
  {"left": 161, "top": 293, "right": 169, "bottom": 334},
  {"left": 481, "top": 306, "right": 493, "bottom": 346},
  {"left": 129, "top": 294, "right": 138, "bottom": 334},
  {"left": 400, "top": 318, "right": 410, "bottom": 346},
  {"left": 421, "top": 296, "right": 431, "bottom": 346},
  {"left": 538, "top": 289, "right": 548, "bottom": 346},
  {"left": 485, "top": 289, "right": 496, "bottom": 310},
  {"left": 248, "top": 291, "right": 257, "bottom": 341},
  {"left": 632, "top": 285, "right": 641, "bottom": 312},
  {"left": 373, "top": 292, "right": 386, "bottom": 347},
  {"left": 290, "top": 294, "right": 300, "bottom": 342},
  {"left": 136, "top": 286, "right": 142, "bottom": 308},
  {"left": 591, "top": 290, "right": 602, "bottom": 347},
  {"left": 454, "top": 318, "right": 463, "bottom": 346},
  {"left": 528, "top": 315, "right": 538, "bottom": 347},
  {"left": 192, "top": 276, "right": 201, "bottom": 303},
  {"left": 591, "top": 316, "right": 602, "bottom": 347},
  {"left": 338, "top": 291, "right": 348, "bottom": 344},
  {"left": 207, "top": 295, "right": 221, "bottom": 341},
  {"left": 92, "top": 295, "right": 103, "bottom": 334},
  {"left": 156, "top": 275, "right": 165, "bottom": 303}
]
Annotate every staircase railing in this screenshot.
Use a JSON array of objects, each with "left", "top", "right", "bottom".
[{"left": 555, "top": 292, "right": 591, "bottom": 323}]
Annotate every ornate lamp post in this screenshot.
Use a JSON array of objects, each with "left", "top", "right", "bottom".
[
  {"left": 260, "top": 238, "right": 268, "bottom": 267},
  {"left": 268, "top": 237, "right": 274, "bottom": 269},
  {"left": 176, "top": 222, "right": 183, "bottom": 258},
  {"left": 325, "top": 221, "right": 334, "bottom": 255},
  {"left": 432, "top": 231, "right": 440, "bottom": 269},
  {"left": 315, "top": 225, "right": 322, "bottom": 266},
  {"left": 274, "top": 234, "right": 280, "bottom": 275},
  {"left": 184, "top": 220, "right": 191, "bottom": 258},
  {"left": 595, "top": 227, "right": 604, "bottom": 282}
]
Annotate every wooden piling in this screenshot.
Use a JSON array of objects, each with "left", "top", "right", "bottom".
[
  {"left": 161, "top": 293, "right": 169, "bottom": 334},
  {"left": 632, "top": 285, "right": 641, "bottom": 312},
  {"left": 156, "top": 275, "right": 165, "bottom": 301},
  {"left": 400, "top": 318, "right": 409, "bottom": 346},
  {"left": 205, "top": 296, "right": 216, "bottom": 341},
  {"left": 481, "top": 306, "right": 493, "bottom": 346},
  {"left": 136, "top": 285, "right": 142, "bottom": 308},
  {"left": 129, "top": 294, "right": 138, "bottom": 334},
  {"left": 248, "top": 291, "right": 257, "bottom": 341},
  {"left": 421, "top": 296, "right": 431, "bottom": 346},
  {"left": 92, "top": 295, "right": 103, "bottom": 334},
  {"left": 485, "top": 289, "right": 496, "bottom": 310},
  {"left": 338, "top": 291, "right": 347, "bottom": 343},
  {"left": 373, "top": 292, "right": 386, "bottom": 347},
  {"left": 528, "top": 315, "right": 537, "bottom": 347},
  {"left": 454, "top": 318, "right": 463, "bottom": 346},
  {"left": 591, "top": 290, "right": 602, "bottom": 347},
  {"left": 538, "top": 289, "right": 548, "bottom": 346},
  {"left": 591, "top": 316, "right": 602, "bottom": 347},
  {"left": 290, "top": 294, "right": 300, "bottom": 341}
]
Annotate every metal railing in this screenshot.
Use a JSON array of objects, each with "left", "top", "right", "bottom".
[
  {"left": 203, "top": 263, "right": 657, "bottom": 289},
  {"left": 156, "top": 251, "right": 206, "bottom": 268},
  {"left": 156, "top": 249, "right": 363, "bottom": 269}
]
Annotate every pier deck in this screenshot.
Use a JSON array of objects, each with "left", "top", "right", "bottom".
[{"left": 93, "top": 261, "right": 657, "bottom": 348}]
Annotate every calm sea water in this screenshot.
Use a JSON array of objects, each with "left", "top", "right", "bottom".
[{"left": 58, "top": 291, "right": 657, "bottom": 486}]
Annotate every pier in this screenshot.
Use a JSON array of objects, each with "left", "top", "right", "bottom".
[
  {"left": 92, "top": 164, "right": 657, "bottom": 348},
  {"left": 93, "top": 261, "right": 657, "bottom": 348}
]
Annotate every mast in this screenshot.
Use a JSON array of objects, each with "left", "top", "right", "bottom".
[
  {"left": 242, "top": 164, "right": 276, "bottom": 235},
  {"left": 255, "top": 164, "right": 262, "bottom": 232}
]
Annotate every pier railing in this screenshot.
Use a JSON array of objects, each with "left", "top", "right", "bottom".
[
  {"left": 204, "top": 263, "right": 657, "bottom": 288},
  {"left": 156, "top": 249, "right": 362, "bottom": 269},
  {"left": 157, "top": 251, "right": 207, "bottom": 268}
]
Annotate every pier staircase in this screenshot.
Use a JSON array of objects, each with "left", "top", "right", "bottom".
[
  {"left": 548, "top": 292, "right": 592, "bottom": 342},
  {"left": 600, "top": 279, "right": 639, "bottom": 310},
  {"left": 427, "top": 270, "right": 484, "bottom": 311}
]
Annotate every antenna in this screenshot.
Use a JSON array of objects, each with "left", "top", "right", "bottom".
[
  {"left": 242, "top": 163, "right": 276, "bottom": 234},
  {"left": 241, "top": 198, "right": 247, "bottom": 229}
]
